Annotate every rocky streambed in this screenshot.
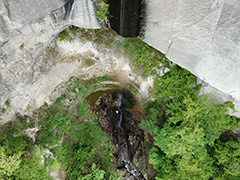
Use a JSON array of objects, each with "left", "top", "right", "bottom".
[{"left": 92, "top": 88, "right": 148, "bottom": 179}]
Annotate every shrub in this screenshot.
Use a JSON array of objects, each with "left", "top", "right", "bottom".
[{"left": 140, "top": 64, "right": 240, "bottom": 179}]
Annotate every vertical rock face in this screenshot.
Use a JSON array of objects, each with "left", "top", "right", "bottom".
[
  {"left": 1, "top": 0, "right": 66, "bottom": 43},
  {"left": 142, "top": 0, "right": 240, "bottom": 102},
  {"left": 1, "top": 0, "right": 240, "bottom": 121},
  {"left": 0, "top": 0, "right": 101, "bottom": 119},
  {"left": 0, "top": 0, "right": 100, "bottom": 43},
  {"left": 109, "top": 0, "right": 142, "bottom": 37}
]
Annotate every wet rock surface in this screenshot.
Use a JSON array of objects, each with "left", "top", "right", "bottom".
[{"left": 93, "top": 93, "right": 146, "bottom": 179}]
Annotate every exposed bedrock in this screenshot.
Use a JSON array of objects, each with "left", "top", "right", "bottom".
[
  {"left": 1, "top": 0, "right": 240, "bottom": 121},
  {"left": 0, "top": 0, "right": 101, "bottom": 117},
  {"left": 142, "top": 0, "right": 240, "bottom": 104}
]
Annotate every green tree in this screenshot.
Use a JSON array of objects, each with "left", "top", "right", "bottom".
[
  {"left": 213, "top": 137, "right": 240, "bottom": 179},
  {"left": 0, "top": 145, "right": 22, "bottom": 179},
  {"left": 0, "top": 133, "right": 50, "bottom": 180},
  {"left": 78, "top": 164, "right": 105, "bottom": 180},
  {"left": 93, "top": 0, "right": 110, "bottom": 24},
  {"left": 140, "top": 64, "right": 240, "bottom": 179},
  {"left": 13, "top": 147, "right": 50, "bottom": 180},
  {"left": 60, "top": 121, "right": 115, "bottom": 179}
]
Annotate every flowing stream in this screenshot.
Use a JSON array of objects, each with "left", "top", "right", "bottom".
[
  {"left": 92, "top": 87, "right": 146, "bottom": 179},
  {"left": 114, "top": 93, "right": 145, "bottom": 180},
  {"left": 116, "top": 93, "right": 123, "bottom": 128},
  {"left": 109, "top": 1, "right": 146, "bottom": 178}
]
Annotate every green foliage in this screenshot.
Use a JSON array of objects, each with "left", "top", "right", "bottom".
[
  {"left": 93, "top": 0, "right": 110, "bottom": 24},
  {"left": 0, "top": 135, "right": 27, "bottom": 155},
  {"left": 139, "top": 101, "right": 164, "bottom": 135},
  {"left": 5, "top": 101, "right": 10, "bottom": 108},
  {"left": 13, "top": 147, "right": 50, "bottom": 180},
  {"left": 1, "top": 108, "right": 6, "bottom": 114},
  {"left": 153, "top": 22, "right": 159, "bottom": 27},
  {"left": 19, "top": 43, "right": 24, "bottom": 49},
  {"left": 214, "top": 137, "right": 240, "bottom": 178},
  {"left": 78, "top": 163, "right": 105, "bottom": 180},
  {"left": 60, "top": 121, "right": 115, "bottom": 179},
  {"left": 78, "top": 163, "right": 119, "bottom": 180},
  {"left": 59, "top": 30, "right": 72, "bottom": 42},
  {"left": 77, "top": 101, "right": 96, "bottom": 120},
  {"left": 0, "top": 145, "right": 22, "bottom": 178},
  {"left": 140, "top": 61, "right": 240, "bottom": 179},
  {"left": 49, "top": 160, "right": 61, "bottom": 173},
  {"left": 0, "top": 133, "right": 50, "bottom": 180},
  {"left": 122, "top": 38, "right": 166, "bottom": 78},
  {"left": 1, "top": 101, "right": 12, "bottom": 115},
  {"left": 96, "top": 4, "right": 109, "bottom": 23}
]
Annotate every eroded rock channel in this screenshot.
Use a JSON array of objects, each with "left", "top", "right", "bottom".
[{"left": 91, "top": 88, "right": 146, "bottom": 179}]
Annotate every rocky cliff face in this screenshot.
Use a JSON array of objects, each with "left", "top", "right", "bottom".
[
  {"left": 142, "top": 0, "right": 240, "bottom": 104},
  {"left": 1, "top": 0, "right": 240, "bottom": 122},
  {"left": 0, "top": 0, "right": 101, "bottom": 121}
]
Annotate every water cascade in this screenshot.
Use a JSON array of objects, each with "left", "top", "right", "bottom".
[
  {"left": 109, "top": 0, "right": 143, "bottom": 37},
  {"left": 91, "top": 87, "right": 146, "bottom": 179},
  {"left": 91, "top": 1, "right": 147, "bottom": 178},
  {"left": 119, "top": 0, "right": 125, "bottom": 36},
  {"left": 116, "top": 93, "right": 123, "bottom": 128}
]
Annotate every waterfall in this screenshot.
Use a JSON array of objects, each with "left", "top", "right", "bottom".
[
  {"left": 116, "top": 93, "right": 123, "bottom": 128},
  {"left": 117, "top": 111, "right": 123, "bottom": 128},
  {"left": 117, "top": 93, "right": 123, "bottom": 107},
  {"left": 109, "top": 0, "right": 142, "bottom": 37},
  {"left": 119, "top": 0, "right": 125, "bottom": 36}
]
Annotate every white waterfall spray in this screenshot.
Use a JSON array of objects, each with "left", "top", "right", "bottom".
[{"left": 120, "top": 0, "right": 125, "bottom": 36}]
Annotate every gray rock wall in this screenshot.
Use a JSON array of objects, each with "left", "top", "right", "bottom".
[
  {"left": 142, "top": 0, "right": 240, "bottom": 102},
  {"left": 1, "top": 0, "right": 240, "bottom": 121},
  {"left": 0, "top": 0, "right": 100, "bottom": 43},
  {"left": 0, "top": 0, "right": 100, "bottom": 115}
]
